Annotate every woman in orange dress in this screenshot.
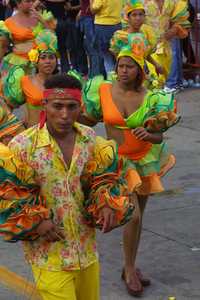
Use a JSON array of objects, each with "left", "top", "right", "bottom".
[
  {"left": 1, "top": 0, "right": 56, "bottom": 71},
  {"left": 21, "top": 30, "right": 58, "bottom": 127},
  {"left": 0, "top": 0, "right": 56, "bottom": 109},
  {"left": 81, "top": 45, "right": 179, "bottom": 296},
  {"left": 2, "top": 30, "right": 58, "bottom": 127}
]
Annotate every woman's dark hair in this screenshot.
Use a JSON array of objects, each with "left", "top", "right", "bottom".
[
  {"left": 132, "top": 66, "right": 144, "bottom": 91},
  {"left": 9, "top": 0, "right": 17, "bottom": 9},
  {"left": 127, "top": 9, "right": 145, "bottom": 18},
  {"left": 14, "top": 0, "right": 22, "bottom": 5},
  {"left": 116, "top": 56, "right": 144, "bottom": 91},
  {"left": 44, "top": 74, "right": 82, "bottom": 90}
]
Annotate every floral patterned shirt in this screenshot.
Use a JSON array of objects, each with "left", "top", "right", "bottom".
[
  {"left": 143, "top": 0, "right": 179, "bottom": 39},
  {"left": 9, "top": 123, "right": 98, "bottom": 271}
]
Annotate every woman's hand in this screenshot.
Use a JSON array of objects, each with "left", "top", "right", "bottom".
[
  {"left": 132, "top": 127, "right": 151, "bottom": 141},
  {"left": 132, "top": 127, "right": 163, "bottom": 144}
]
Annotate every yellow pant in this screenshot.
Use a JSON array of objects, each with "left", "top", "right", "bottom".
[{"left": 32, "top": 262, "right": 100, "bottom": 300}]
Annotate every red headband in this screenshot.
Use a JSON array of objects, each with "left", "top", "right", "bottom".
[{"left": 43, "top": 88, "right": 82, "bottom": 103}]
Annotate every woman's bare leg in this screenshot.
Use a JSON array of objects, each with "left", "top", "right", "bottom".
[{"left": 122, "top": 194, "right": 148, "bottom": 294}]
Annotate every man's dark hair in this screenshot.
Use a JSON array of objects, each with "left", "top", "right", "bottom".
[{"left": 44, "top": 74, "right": 82, "bottom": 90}]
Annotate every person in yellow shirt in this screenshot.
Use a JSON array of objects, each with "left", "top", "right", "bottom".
[{"left": 90, "top": 0, "right": 123, "bottom": 74}]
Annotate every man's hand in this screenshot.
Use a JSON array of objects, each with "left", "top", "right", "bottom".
[
  {"left": 132, "top": 127, "right": 151, "bottom": 141},
  {"left": 36, "top": 219, "right": 65, "bottom": 242},
  {"left": 98, "top": 207, "right": 116, "bottom": 233}
]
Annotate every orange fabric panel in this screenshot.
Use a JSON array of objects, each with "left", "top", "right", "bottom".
[
  {"left": 118, "top": 130, "right": 152, "bottom": 160},
  {"left": 99, "top": 83, "right": 152, "bottom": 160},
  {"left": 21, "top": 76, "right": 43, "bottom": 107},
  {"left": 100, "top": 83, "right": 125, "bottom": 126},
  {"left": 5, "top": 18, "right": 34, "bottom": 42}
]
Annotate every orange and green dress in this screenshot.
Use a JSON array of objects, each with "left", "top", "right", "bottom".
[{"left": 82, "top": 76, "right": 179, "bottom": 195}]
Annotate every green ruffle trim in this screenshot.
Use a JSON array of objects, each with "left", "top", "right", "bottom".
[
  {"left": 133, "top": 142, "right": 170, "bottom": 177},
  {"left": 82, "top": 75, "right": 105, "bottom": 121},
  {"left": 0, "top": 166, "right": 49, "bottom": 242},
  {"left": 2, "top": 53, "right": 29, "bottom": 68}
]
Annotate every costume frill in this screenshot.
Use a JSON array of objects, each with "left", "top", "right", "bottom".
[
  {"left": 0, "top": 135, "right": 140, "bottom": 241},
  {"left": 81, "top": 136, "right": 141, "bottom": 229},
  {"left": 82, "top": 76, "right": 180, "bottom": 195},
  {"left": 0, "top": 142, "right": 50, "bottom": 242},
  {"left": 0, "top": 96, "right": 24, "bottom": 143}
]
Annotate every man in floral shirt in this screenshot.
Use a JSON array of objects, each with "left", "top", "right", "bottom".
[{"left": 8, "top": 74, "right": 116, "bottom": 300}]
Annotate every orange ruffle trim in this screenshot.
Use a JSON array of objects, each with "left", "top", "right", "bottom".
[{"left": 136, "top": 154, "right": 176, "bottom": 195}]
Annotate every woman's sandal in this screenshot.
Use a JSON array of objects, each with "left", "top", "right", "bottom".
[
  {"left": 136, "top": 268, "right": 151, "bottom": 287},
  {"left": 121, "top": 268, "right": 143, "bottom": 297}
]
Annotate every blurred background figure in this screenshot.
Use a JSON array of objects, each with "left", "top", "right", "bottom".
[
  {"left": 65, "top": 0, "right": 88, "bottom": 75},
  {"left": 0, "top": 0, "right": 6, "bottom": 20},
  {"left": 44, "top": 0, "right": 69, "bottom": 72},
  {"left": 78, "top": 0, "right": 101, "bottom": 77},
  {"left": 90, "top": 0, "right": 123, "bottom": 76},
  {"left": 182, "top": 0, "right": 195, "bottom": 65}
]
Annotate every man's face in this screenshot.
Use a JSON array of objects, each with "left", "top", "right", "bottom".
[{"left": 44, "top": 96, "right": 81, "bottom": 135}]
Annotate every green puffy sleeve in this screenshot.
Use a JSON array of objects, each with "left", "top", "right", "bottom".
[
  {"left": 143, "top": 91, "right": 180, "bottom": 133},
  {"left": 82, "top": 75, "right": 105, "bottom": 122},
  {"left": 2, "top": 66, "right": 25, "bottom": 108},
  {"left": 110, "top": 30, "right": 128, "bottom": 56}
]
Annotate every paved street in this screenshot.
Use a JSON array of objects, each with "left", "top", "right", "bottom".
[{"left": 0, "top": 89, "right": 200, "bottom": 300}]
